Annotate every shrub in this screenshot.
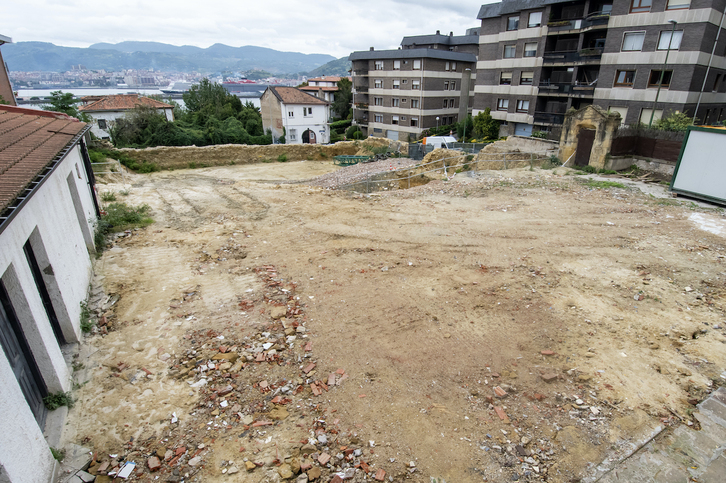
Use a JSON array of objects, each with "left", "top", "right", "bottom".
[
  {"left": 277, "top": 154, "right": 288, "bottom": 162},
  {"left": 80, "top": 301, "right": 93, "bottom": 333},
  {"left": 345, "top": 125, "right": 364, "bottom": 140},
  {"left": 531, "top": 131, "right": 547, "bottom": 139},
  {"left": 580, "top": 165, "right": 597, "bottom": 173},
  {"left": 94, "top": 203, "right": 153, "bottom": 254},
  {"left": 100, "top": 191, "right": 116, "bottom": 202},
  {"left": 44, "top": 391, "right": 74, "bottom": 410}
]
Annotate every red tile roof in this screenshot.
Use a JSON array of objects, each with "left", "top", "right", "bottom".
[
  {"left": 267, "top": 86, "right": 328, "bottom": 105},
  {"left": 307, "top": 76, "right": 350, "bottom": 83},
  {"left": 299, "top": 85, "right": 339, "bottom": 92},
  {"left": 79, "top": 94, "right": 173, "bottom": 113},
  {"left": 0, "top": 106, "right": 88, "bottom": 213}
]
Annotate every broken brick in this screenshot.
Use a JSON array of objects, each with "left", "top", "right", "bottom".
[
  {"left": 318, "top": 452, "right": 331, "bottom": 465},
  {"left": 303, "top": 362, "right": 316, "bottom": 374},
  {"left": 541, "top": 350, "right": 555, "bottom": 356},
  {"left": 541, "top": 373, "right": 558, "bottom": 383},
  {"left": 494, "top": 406, "right": 509, "bottom": 422},
  {"left": 493, "top": 386, "right": 507, "bottom": 398},
  {"left": 147, "top": 456, "right": 161, "bottom": 472},
  {"left": 374, "top": 469, "right": 386, "bottom": 481}
]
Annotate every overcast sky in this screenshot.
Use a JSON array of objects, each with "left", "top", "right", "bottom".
[{"left": 3, "top": 1, "right": 495, "bottom": 59}]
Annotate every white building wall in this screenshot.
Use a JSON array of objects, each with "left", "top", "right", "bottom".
[
  {"left": 281, "top": 104, "right": 330, "bottom": 144},
  {"left": 0, "top": 143, "right": 97, "bottom": 483},
  {"left": 85, "top": 107, "right": 174, "bottom": 139}
]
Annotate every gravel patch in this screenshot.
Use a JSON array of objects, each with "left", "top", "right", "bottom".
[{"left": 308, "top": 157, "right": 420, "bottom": 189}]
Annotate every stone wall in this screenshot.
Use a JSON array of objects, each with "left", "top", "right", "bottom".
[{"left": 119, "top": 138, "right": 394, "bottom": 171}]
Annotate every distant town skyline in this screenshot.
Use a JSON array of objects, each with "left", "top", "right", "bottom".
[{"left": 4, "top": 0, "right": 492, "bottom": 59}]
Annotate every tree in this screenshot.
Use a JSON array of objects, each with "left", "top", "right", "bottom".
[
  {"left": 44, "top": 90, "right": 79, "bottom": 117},
  {"left": 456, "top": 114, "right": 474, "bottom": 141},
  {"left": 472, "top": 108, "right": 501, "bottom": 140},
  {"left": 332, "top": 78, "right": 352, "bottom": 120},
  {"left": 653, "top": 111, "right": 694, "bottom": 132}
]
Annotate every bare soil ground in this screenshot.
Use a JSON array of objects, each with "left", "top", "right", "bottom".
[{"left": 64, "top": 160, "right": 726, "bottom": 483}]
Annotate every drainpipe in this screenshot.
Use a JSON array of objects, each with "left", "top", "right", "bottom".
[{"left": 693, "top": 8, "right": 726, "bottom": 124}]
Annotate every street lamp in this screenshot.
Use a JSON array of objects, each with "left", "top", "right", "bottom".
[
  {"left": 436, "top": 116, "right": 440, "bottom": 130},
  {"left": 649, "top": 19, "right": 677, "bottom": 127}
]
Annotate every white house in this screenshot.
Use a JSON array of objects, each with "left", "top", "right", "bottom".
[
  {"left": 298, "top": 76, "right": 350, "bottom": 103},
  {"left": 0, "top": 105, "right": 99, "bottom": 483},
  {"left": 260, "top": 86, "right": 330, "bottom": 144},
  {"left": 78, "top": 94, "right": 174, "bottom": 140}
]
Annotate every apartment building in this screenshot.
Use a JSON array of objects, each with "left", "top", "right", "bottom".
[
  {"left": 474, "top": 0, "right": 726, "bottom": 135},
  {"left": 349, "top": 29, "right": 479, "bottom": 141}
]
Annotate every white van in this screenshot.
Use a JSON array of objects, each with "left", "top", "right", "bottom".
[{"left": 422, "top": 136, "right": 457, "bottom": 149}]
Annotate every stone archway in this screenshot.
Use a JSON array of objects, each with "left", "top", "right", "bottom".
[{"left": 558, "top": 105, "right": 621, "bottom": 170}]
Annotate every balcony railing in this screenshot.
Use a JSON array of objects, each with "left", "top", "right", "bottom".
[
  {"left": 543, "top": 48, "right": 603, "bottom": 64},
  {"left": 538, "top": 80, "right": 597, "bottom": 95},
  {"left": 534, "top": 111, "right": 566, "bottom": 125},
  {"left": 354, "top": 86, "right": 369, "bottom": 93},
  {"left": 547, "top": 12, "right": 610, "bottom": 31}
]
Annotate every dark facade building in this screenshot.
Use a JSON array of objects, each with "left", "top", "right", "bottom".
[
  {"left": 474, "top": 0, "right": 726, "bottom": 135},
  {"left": 349, "top": 29, "right": 479, "bottom": 141}
]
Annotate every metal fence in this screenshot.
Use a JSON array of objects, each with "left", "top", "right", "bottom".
[{"left": 337, "top": 151, "right": 553, "bottom": 194}]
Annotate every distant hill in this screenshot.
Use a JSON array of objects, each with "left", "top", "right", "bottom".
[
  {"left": 2, "top": 41, "right": 337, "bottom": 74},
  {"left": 307, "top": 57, "right": 352, "bottom": 77}
]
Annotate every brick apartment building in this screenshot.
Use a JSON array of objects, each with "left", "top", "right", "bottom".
[
  {"left": 349, "top": 29, "right": 480, "bottom": 141},
  {"left": 474, "top": 0, "right": 726, "bottom": 135}
]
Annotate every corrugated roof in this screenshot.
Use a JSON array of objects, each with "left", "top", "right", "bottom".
[
  {"left": 79, "top": 94, "right": 173, "bottom": 113},
  {"left": 266, "top": 86, "right": 328, "bottom": 105},
  {"left": 0, "top": 105, "right": 88, "bottom": 213},
  {"left": 349, "top": 48, "right": 477, "bottom": 63}
]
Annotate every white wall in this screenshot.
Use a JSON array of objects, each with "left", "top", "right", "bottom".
[
  {"left": 0, "top": 143, "right": 97, "bottom": 483},
  {"left": 85, "top": 107, "right": 174, "bottom": 139},
  {"left": 282, "top": 103, "right": 330, "bottom": 144}
]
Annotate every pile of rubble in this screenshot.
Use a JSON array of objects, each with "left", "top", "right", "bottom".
[{"left": 78, "top": 265, "right": 401, "bottom": 483}]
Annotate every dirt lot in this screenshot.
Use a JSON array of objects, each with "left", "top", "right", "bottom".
[{"left": 64, "top": 159, "right": 726, "bottom": 483}]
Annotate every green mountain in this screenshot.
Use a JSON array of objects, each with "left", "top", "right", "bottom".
[
  {"left": 306, "top": 57, "right": 352, "bottom": 77},
  {"left": 2, "top": 41, "right": 337, "bottom": 74}
]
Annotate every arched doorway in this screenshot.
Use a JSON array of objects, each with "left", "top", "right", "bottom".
[{"left": 302, "top": 129, "right": 316, "bottom": 144}]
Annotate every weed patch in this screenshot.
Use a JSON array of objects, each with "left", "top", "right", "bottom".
[
  {"left": 582, "top": 179, "right": 627, "bottom": 189},
  {"left": 88, "top": 146, "right": 159, "bottom": 173},
  {"left": 80, "top": 301, "right": 93, "bottom": 333},
  {"left": 95, "top": 203, "right": 153, "bottom": 254},
  {"left": 43, "top": 391, "right": 74, "bottom": 410},
  {"left": 50, "top": 447, "right": 65, "bottom": 461},
  {"left": 277, "top": 154, "right": 288, "bottom": 163},
  {"left": 100, "top": 191, "right": 116, "bottom": 202}
]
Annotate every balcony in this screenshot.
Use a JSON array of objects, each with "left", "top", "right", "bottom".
[
  {"left": 543, "top": 48, "right": 603, "bottom": 64},
  {"left": 538, "top": 80, "right": 597, "bottom": 96},
  {"left": 353, "top": 93, "right": 369, "bottom": 104},
  {"left": 534, "top": 111, "right": 566, "bottom": 125},
  {"left": 354, "top": 86, "right": 369, "bottom": 93},
  {"left": 547, "top": 12, "right": 610, "bottom": 32}
]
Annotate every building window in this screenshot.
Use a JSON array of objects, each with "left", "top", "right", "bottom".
[
  {"left": 443, "top": 99, "right": 449, "bottom": 108},
  {"left": 374, "top": 97, "right": 383, "bottom": 106},
  {"left": 375, "top": 114, "right": 383, "bottom": 123},
  {"left": 411, "top": 99, "right": 419, "bottom": 108},
  {"left": 713, "top": 73, "right": 722, "bottom": 92},
  {"left": 374, "top": 79, "right": 383, "bottom": 88},
  {"left": 504, "top": 45, "right": 516, "bottom": 58},
  {"left": 497, "top": 98, "right": 509, "bottom": 111},
  {"left": 520, "top": 71, "right": 534, "bottom": 85},
  {"left": 288, "top": 110, "right": 294, "bottom": 117},
  {"left": 444, "top": 81, "right": 449, "bottom": 90},
  {"left": 622, "top": 32, "right": 645, "bottom": 51},
  {"left": 507, "top": 16, "right": 519, "bottom": 31},
  {"left": 658, "top": 30, "right": 683, "bottom": 50},
  {"left": 516, "top": 100, "right": 530, "bottom": 112},
  {"left": 392, "top": 115, "right": 399, "bottom": 125},
  {"left": 411, "top": 117, "right": 419, "bottom": 127},
  {"left": 289, "top": 129, "right": 297, "bottom": 141},
  {"left": 392, "top": 98, "right": 400, "bottom": 107},
  {"left": 393, "top": 80, "right": 400, "bottom": 89},
  {"left": 401, "top": 116, "right": 407, "bottom": 121},
  {"left": 524, "top": 42, "right": 537, "bottom": 57},
  {"left": 445, "top": 61, "right": 450, "bottom": 71},
  {"left": 413, "top": 59, "right": 421, "bottom": 70},
  {"left": 528, "top": 12, "right": 542, "bottom": 27},
  {"left": 450, "top": 82, "right": 456, "bottom": 90},
  {"left": 393, "top": 60, "right": 401, "bottom": 70},
  {"left": 500, "top": 72, "right": 513, "bottom": 85},
  {"left": 666, "top": 0, "right": 690, "bottom": 9},
  {"left": 614, "top": 70, "right": 636, "bottom": 87},
  {"left": 450, "top": 98, "right": 455, "bottom": 107},
  {"left": 451, "top": 62, "right": 456, "bottom": 71},
  {"left": 97, "top": 119, "right": 107, "bottom": 129},
  {"left": 402, "top": 98, "right": 407, "bottom": 103},
  {"left": 639, "top": 108, "right": 662, "bottom": 124},
  {"left": 303, "top": 107, "right": 313, "bottom": 116},
  {"left": 402, "top": 79, "right": 408, "bottom": 84},
  {"left": 412, "top": 80, "right": 420, "bottom": 89},
  {"left": 374, "top": 60, "right": 384, "bottom": 70},
  {"left": 630, "top": 0, "right": 652, "bottom": 13},
  {"left": 648, "top": 70, "right": 673, "bottom": 88}
]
